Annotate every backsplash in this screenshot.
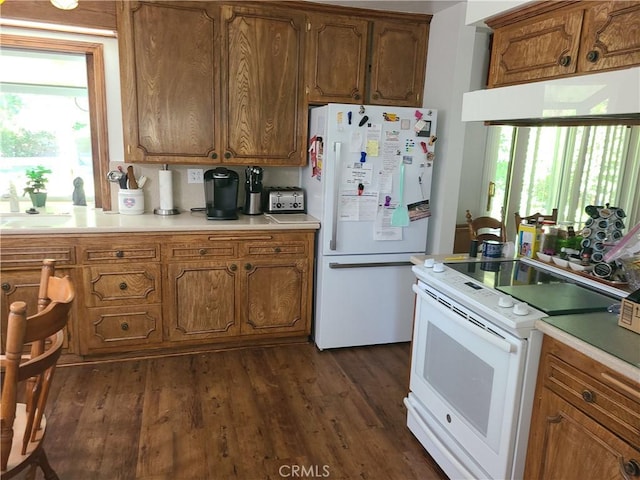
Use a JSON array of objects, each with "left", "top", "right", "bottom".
[{"left": 108, "top": 164, "right": 300, "bottom": 213}]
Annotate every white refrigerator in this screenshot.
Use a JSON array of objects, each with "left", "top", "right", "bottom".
[{"left": 301, "top": 103, "right": 437, "bottom": 349}]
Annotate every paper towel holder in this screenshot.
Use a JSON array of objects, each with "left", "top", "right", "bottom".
[{"left": 154, "top": 164, "right": 180, "bottom": 216}]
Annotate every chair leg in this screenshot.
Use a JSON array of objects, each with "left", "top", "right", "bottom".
[{"left": 37, "top": 449, "right": 59, "bottom": 480}]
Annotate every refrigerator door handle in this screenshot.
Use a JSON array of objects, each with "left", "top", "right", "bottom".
[
  {"left": 329, "top": 141, "right": 342, "bottom": 251},
  {"left": 329, "top": 261, "right": 413, "bottom": 269}
]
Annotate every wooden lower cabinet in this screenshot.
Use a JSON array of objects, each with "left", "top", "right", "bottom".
[
  {"left": 524, "top": 335, "right": 640, "bottom": 479},
  {"left": 1, "top": 229, "right": 315, "bottom": 359},
  {"left": 242, "top": 259, "right": 309, "bottom": 335},
  {"left": 166, "top": 261, "right": 240, "bottom": 341},
  {"left": 526, "top": 390, "right": 639, "bottom": 479},
  {"left": 164, "top": 231, "right": 313, "bottom": 345}
]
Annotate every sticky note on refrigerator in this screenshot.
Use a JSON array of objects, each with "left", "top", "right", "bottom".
[{"left": 366, "top": 140, "right": 379, "bottom": 156}]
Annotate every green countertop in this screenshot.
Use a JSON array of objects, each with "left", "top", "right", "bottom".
[{"left": 541, "top": 311, "right": 640, "bottom": 369}]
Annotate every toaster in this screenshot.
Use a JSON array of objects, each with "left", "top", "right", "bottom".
[{"left": 263, "top": 187, "right": 306, "bottom": 214}]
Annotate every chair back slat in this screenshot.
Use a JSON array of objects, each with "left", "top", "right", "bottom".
[{"left": 466, "top": 210, "right": 507, "bottom": 243}]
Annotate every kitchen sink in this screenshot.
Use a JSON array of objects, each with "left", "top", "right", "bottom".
[{"left": 0, "top": 213, "right": 73, "bottom": 228}]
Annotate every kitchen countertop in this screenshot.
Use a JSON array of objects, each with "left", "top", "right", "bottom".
[
  {"left": 0, "top": 208, "right": 320, "bottom": 234},
  {"left": 411, "top": 254, "right": 640, "bottom": 382}
]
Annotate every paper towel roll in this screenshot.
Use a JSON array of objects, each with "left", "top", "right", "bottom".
[{"left": 158, "top": 169, "right": 174, "bottom": 210}]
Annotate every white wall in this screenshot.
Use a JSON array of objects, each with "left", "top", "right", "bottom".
[
  {"left": 465, "top": 0, "right": 534, "bottom": 26},
  {"left": 422, "top": 2, "right": 491, "bottom": 254}
]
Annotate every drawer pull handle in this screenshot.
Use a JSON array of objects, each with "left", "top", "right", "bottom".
[
  {"left": 581, "top": 390, "right": 595, "bottom": 403},
  {"left": 624, "top": 460, "right": 640, "bottom": 477},
  {"left": 586, "top": 50, "right": 599, "bottom": 63},
  {"left": 274, "top": 247, "right": 281, "bottom": 253},
  {"left": 115, "top": 250, "right": 124, "bottom": 258},
  {"left": 199, "top": 248, "right": 207, "bottom": 256},
  {"left": 229, "top": 264, "right": 237, "bottom": 272},
  {"left": 121, "top": 322, "right": 129, "bottom": 331},
  {"left": 245, "top": 263, "right": 252, "bottom": 271},
  {"left": 1, "top": 283, "right": 10, "bottom": 292},
  {"left": 558, "top": 55, "right": 571, "bottom": 67},
  {"left": 119, "top": 282, "right": 128, "bottom": 290}
]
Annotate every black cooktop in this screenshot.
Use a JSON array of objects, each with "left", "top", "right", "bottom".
[{"left": 446, "top": 260, "right": 617, "bottom": 316}]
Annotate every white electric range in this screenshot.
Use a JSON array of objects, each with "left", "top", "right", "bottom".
[{"left": 405, "top": 258, "right": 621, "bottom": 480}]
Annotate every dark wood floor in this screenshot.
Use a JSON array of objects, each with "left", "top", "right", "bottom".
[{"left": 38, "top": 342, "right": 448, "bottom": 480}]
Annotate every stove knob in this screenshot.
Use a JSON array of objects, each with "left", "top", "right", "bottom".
[
  {"left": 433, "top": 262, "right": 445, "bottom": 273},
  {"left": 498, "top": 295, "right": 514, "bottom": 308},
  {"left": 513, "top": 302, "right": 530, "bottom": 316},
  {"left": 423, "top": 258, "right": 435, "bottom": 268}
]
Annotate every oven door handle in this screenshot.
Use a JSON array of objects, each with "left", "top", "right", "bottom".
[{"left": 413, "top": 284, "right": 516, "bottom": 354}]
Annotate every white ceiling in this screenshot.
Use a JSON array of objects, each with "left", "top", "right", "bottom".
[{"left": 307, "top": 0, "right": 465, "bottom": 15}]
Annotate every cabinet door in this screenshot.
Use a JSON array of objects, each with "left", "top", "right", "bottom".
[
  {"left": 166, "top": 262, "right": 240, "bottom": 341},
  {"left": 525, "top": 389, "right": 640, "bottom": 479},
  {"left": 240, "top": 259, "right": 310, "bottom": 336},
  {"left": 117, "top": 1, "right": 221, "bottom": 164},
  {"left": 369, "top": 19, "right": 428, "bottom": 106},
  {"left": 305, "top": 13, "right": 369, "bottom": 104},
  {"left": 220, "top": 5, "right": 307, "bottom": 166},
  {"left": 579, "top": 1, "right": 640, "bottom": 73},
  {"left": 488, "top": 10, "right": 583, "bottom": 87},
  {"left": 1, "top": 269, "right": 74, "bottom": 352}
]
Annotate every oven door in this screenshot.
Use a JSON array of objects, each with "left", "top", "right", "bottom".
[{"left": 407, "top": 280, "right": 527, "bottom": 480}]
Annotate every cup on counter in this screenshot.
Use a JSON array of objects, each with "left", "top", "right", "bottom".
[
  {"left": 118, "top": 189, "right": 144, "bottom": 215},
  {"left": 482, "top": 240, "right": 504, "bottom": 258}
]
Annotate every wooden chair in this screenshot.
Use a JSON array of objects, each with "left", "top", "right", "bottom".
[
  {"left": 514, "top": 208, "right": 558, "bottom": 233},
  {"left": 466, "top": 210, "right": 507, "bottom": 243},
  {"left": 1, "top": 259, "right": 75, "bottom": 480}
]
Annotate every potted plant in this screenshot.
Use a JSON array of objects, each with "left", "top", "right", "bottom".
[{"left": 23, "top": 165, "right": 52, "bottom": 207}]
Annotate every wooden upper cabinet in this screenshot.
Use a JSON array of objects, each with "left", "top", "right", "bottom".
[
  {"left": 488, "top": 9, "right": 583, "bottom": 87},
  {"left": 487, "top": 1, "right": 640, "bottom": 88},
  {"left": 305, "top": 14, "right": 369, "bottom": 104},
  {"left": 369, "top": 19, "right": 429, "bottom": 106},
  {"left": 220, "top": 4, "right": 307, "bottom": 166},
  {"left": 578, "top": 1, "right": 640, "bottom": 73},
  {"left": 117, "top": 1, "right": 221, "bottom": 164},
  {"left": 305, "top": 12, "right": 429, "bottom": 107}
]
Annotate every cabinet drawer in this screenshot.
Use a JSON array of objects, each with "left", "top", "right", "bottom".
[
  {"left": 80, "top": 244, "right": 159, "bottom": 263},
  {"left": 84, "top": 264, "right": 161, "bottom": 307},
  {"left": 165, "top": 242, "right": 237, "bottom": 260},
  {"left": 0, "top": 246, "right": 75, "bottom": 268},
  {"left": 544, "top": 353, "right": 640, "bottom": 445},
  {"left": 241, "top": 236, "right": 309, "bottom": 257},
  {"left": 84, "top": 305, "right": 162, "bottom": 351}
]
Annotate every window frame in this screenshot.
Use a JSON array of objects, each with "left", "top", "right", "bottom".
[{"left": 1, "top": 34, "right": 110, "bottom": 210}]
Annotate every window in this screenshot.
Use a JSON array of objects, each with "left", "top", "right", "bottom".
[
  {"left": 1, "top": 49, "right": 93, "bottom": 203},
  {"left": 483, "top": 124, "right": 640, "bottom": 232},
  {"left": 0, "top": 34, "right": 110, "bottom": 210}
]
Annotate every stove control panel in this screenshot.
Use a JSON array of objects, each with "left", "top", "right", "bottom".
[{"left": 412, "top": 263, "right": 547, "bottom": 338}]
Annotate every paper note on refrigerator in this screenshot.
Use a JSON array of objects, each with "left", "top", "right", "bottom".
[
  {"left": 343, "top": 161, "right": 373, "bottom": 187},
  {"left": 374, "top": 205, "right": 402, "bottom": 240},
  {"left": 339, "top": 192, "right": 378, "bottom": 221}
]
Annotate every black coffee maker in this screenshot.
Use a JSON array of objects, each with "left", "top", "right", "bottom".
[
  {"left": 204, "top": 168, "right": 239, "bottom": 220},
  {"left": 242, "top": 166, "right": 264, "bottom": 215}
]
